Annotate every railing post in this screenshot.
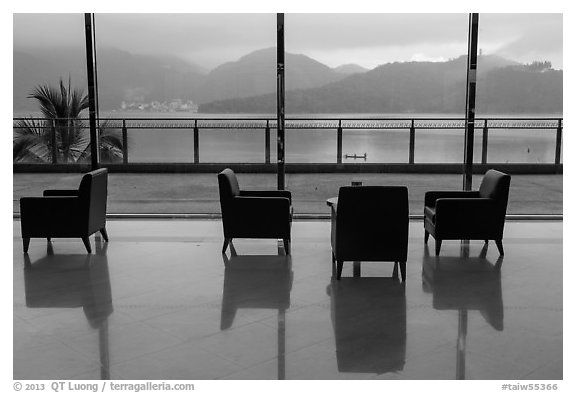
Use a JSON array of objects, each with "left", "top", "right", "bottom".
[
  {"left": 409, "top": 119, "right": 415, "bottom": 164},
  {"left": 194, "top": 120, "right": 199, "bottom": 164},
  {"left": 555, "top": 119, "right": 562, "bottom": 166},
  {"left": 50, "top": 119, "right": 57, "bottom": 164},
  {"left": 482, "top": 119, "right": 488, "bottom": 164},
  {"left": 122, "top": 119, "right": 128, "bottom": 164},
  {"left": 337, "top": 119, "right": 343, "bottom": 164},
  {"left": 265, "top": 120, "right": 271, "bottom": 164}
]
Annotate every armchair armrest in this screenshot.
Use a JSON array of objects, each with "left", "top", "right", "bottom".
[
  {"left": 233, "top": 196, "right": 291, "bottom": 215},
  {"left": 239, "top": 190, "right": 292, "bottom": 203},
  {"left": 435, "top": 197, "right": 495, "bottom": 229},
  {"left": 43, "top": 189, "right": 79, "bottom": 197},
  {"left": 21, "top": 196, "right": 81, "bottom": 215},
  {"left": 425, "top": 191, "right": 480, "bottom": 207},
  {"left": 20, "top": 196, "right": 82, "bottom": 237}
]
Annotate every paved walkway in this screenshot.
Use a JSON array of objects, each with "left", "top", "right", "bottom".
[{"left": 13, "top": 173, "right": 562, "bottom": 215}]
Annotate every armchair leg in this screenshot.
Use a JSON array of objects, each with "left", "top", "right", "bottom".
[
  {"left": 23, "top": 238, "right": 30, "bottom": 253},
  {"left": 399, "top": 261, "right": 407, "bottom": 282},
  {"left": 82, "top": 237, "right": 92, "bottom": 253},
  {"left": 424, "top": 230, "right": 429, "bottom": 244},
  {"left": 435, "top": 240, "right": 442, "bottom": 256},
  {"left": 283, "top": 238, "right": 291, "bottom": 255},
  {"left": 47, "top": 237, "right": 51, "bottom": 242},
  {"left": 336, "top": 260, "right": 344, "bottom": 280},
  {"left": 495, "top": 239, "right": 504, "bottom": 256},
  {"left": 392, "top": 262, "right": 399, "bottom": 279},
  {"left": 222, "top": 237, "right": 231, "bottom": 254},
  {"left": 100, "top": 227, "right": 109, "bottom": 242},
  {"left": 353, "top": 261, "right": 361, "bottom": 277}
]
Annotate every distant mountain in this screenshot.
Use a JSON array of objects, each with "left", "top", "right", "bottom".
[
  {"left": 95, "top": 47, "right": 206, "bottom": 109},
  {"left": 199, "top": 55, "right": 562, "bottom": 115},
  {"left": 14, "top": 49, "right": 86, "bottom": 113},
  {"left": 197, "top": 47, "right": 346, "bottom": 104},
  {"left": 14, "top": 46, "right": 349, "bottom": 112},
  {"left": 13, "top": 47, "right": 206, "bottom": 112},
  {"left": 333, "top": 64, "right": 370, "bottom": 75},
  {"left": 15, "top": 48, "right": 560, "bottom": 116}
]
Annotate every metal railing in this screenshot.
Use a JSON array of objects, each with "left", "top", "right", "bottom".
[{"left": 13, "top": 116, "right": 563, "bottom": 172}]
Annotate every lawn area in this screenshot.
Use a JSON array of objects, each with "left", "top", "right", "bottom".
[{"left": 13, "top": 173, "right": 562, "bottom": 215}]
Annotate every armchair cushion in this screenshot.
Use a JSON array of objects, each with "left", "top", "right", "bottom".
[
  {"left": 43, "top": 190, "right": 80, "bottom": 197},
  {"left": 424, "top": 206, "right": 436, "bottom": 223},
  {"left": 239, "top": 190, "right": 292, "bottom": 203},
  {"left": 425, "top": 191, "right": 480, "bottom": 207}
]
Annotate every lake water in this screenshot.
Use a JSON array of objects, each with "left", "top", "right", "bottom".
[{"left": 16, "top": 112, "right": 562, "bottom": 164}]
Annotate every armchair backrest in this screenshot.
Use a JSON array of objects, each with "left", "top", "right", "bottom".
[
  {"left": 78, "top": 168, "right": 108, "bottom": 233},
  {"left": 336, "top": 186, "right": 408, "bottom": 261},
  {"left": 218, "top": 168, "right": 241, "bottom": 227},
  {"left": 218, "top": 168, "right": 240, "bottom": 201},
  {"left": 478, "top": 169, "right": 511, "bottom": 216}
]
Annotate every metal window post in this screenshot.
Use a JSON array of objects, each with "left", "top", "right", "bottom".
[
  {"left": 409, "top": 119, "right": 415, "bottom": 164},
  {"left": 194, "top": 120, "right": 199, "bottom": 163},
  {"left": 84, "top": 13, "right": 100, "bottom": 170},
  {"left": 337, "top": 120, "right": 343, "bottom": 164},
  {"left": 482, "top": 119, "right": 488, "bottom": 164},
  {"left": 122, "top": 119, "right": 128, "bottom": 164},
  {"left": 463, "top": 13, "right": 479, "bottom": 191},
  {"left": 277, "top": 13, "right": 286, "bottom": 190},
  {"left": 555, "top": 119, "right": 562, "bottom": 166},
  {"left": 50, "top": 119, "right": 57, "bottom": 164},
  {"left": 265, "top": 120, "right": 271, "bottom": 164}
]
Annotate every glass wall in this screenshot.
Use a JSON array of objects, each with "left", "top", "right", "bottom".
[
  {"left": 13, "top": 14, "right": 88, "bottom": 162},
  {"left": 475, "top": 14, "right": 562, "bottom": 214},
  {"left": 284, "top": 14, "right": 469, "bottom": 213},
  {"left": 13, "top": 14, "right": 89, "bottom": 213},
  {"left": 93, "top": 13, "right": 276, "bottom": 213},
  {"left": 13, "top": 13, "right": 562, "bottom": 216}
]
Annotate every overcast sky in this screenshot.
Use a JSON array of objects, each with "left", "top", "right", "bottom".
[{"left": 13, "top": 13, "right": 563, "bottom": 70}]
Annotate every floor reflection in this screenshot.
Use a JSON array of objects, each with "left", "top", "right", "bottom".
[
  {"left": 23, "top": 240, "right": 113, "bottom": 379},
  {"left": 327, "top": 277, "right": 406, "bottom": 375},
  {"left": 220, "top": 243, "right": 293, "bottom": 379},
  {"left": 422, "top": 242, "right": 504, "bottom": 379}
]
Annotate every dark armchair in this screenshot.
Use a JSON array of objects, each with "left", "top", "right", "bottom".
[
  {"left": 330, "top": 186, "right": 409, "bottom": 281},
  {"left": 20, "top": 168, "right": 109, "bottom": 254},
  {"left": 218, "top": 168, "right": 292, "bottom": 254},
  {"left": 424, "top": 169, "right": 511, "bottom": 256}
]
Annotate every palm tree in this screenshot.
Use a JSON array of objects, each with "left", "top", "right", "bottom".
[{"left": 13, "top": 78, "right": 123, "bottom": 163}]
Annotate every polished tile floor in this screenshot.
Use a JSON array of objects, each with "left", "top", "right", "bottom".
[{"left": 13, "top": 220, "right": 562, "bottom": 380}]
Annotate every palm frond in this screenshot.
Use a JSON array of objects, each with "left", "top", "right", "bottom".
[
  {"left": 13, "top": 118, "right": 52, "bottom": 162},
  {"left": 21, "top": 79, "right": 124, "bottom": 164},
  {"left": 99, "top": 119, "right": 124, "bottom": 163},
  {"left": 28, "top": 85, "right": 60, "bottom": 119}
]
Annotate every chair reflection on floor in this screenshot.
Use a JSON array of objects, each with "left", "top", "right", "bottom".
[
  {"left": 23, "top": 239, "right": 113, "bottom": 380},
  {"left": 421, "top": 242, "right": 503, "bottom": 379},
  {"left": 220, "top": 243, "right": 293, "bottom": 379},
  {"left": 327, "top": 278, "right": 406, "bottom": 375}
]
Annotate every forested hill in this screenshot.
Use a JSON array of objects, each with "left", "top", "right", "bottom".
[{"left": 200, "top": 56, "right": 562, "bottom": 114}]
